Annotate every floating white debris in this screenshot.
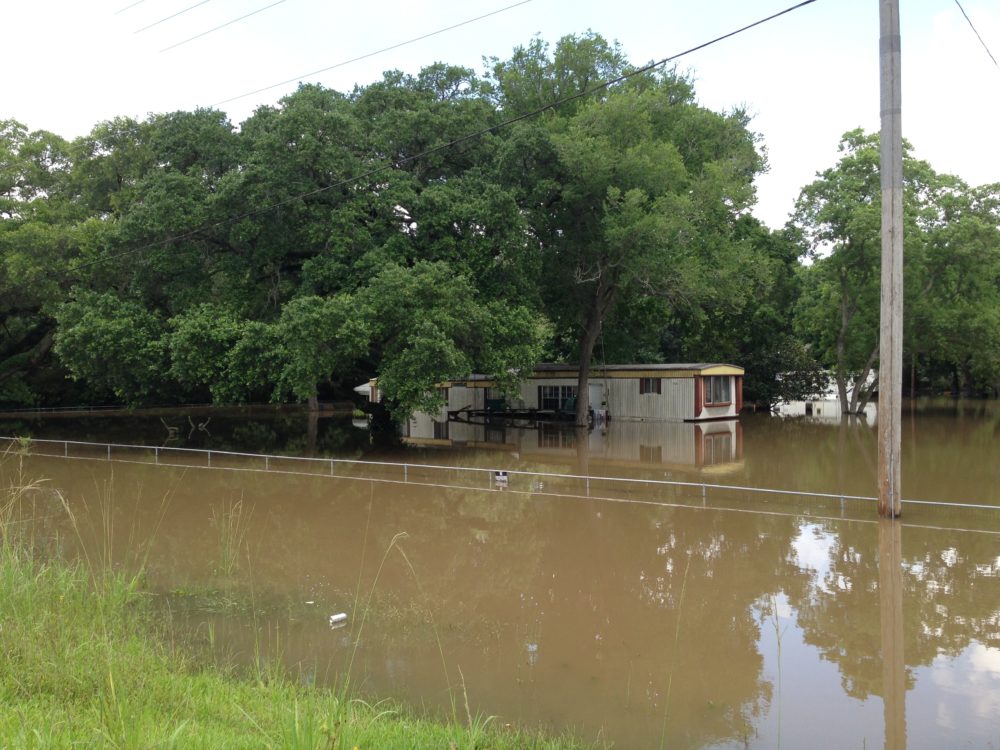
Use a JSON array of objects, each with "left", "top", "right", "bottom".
[
  {"left": 329, "top": 612, "right": 348, "bottom": 629},
  {"left": 305, "top": 600, "right": 315, "bottom": 605}
]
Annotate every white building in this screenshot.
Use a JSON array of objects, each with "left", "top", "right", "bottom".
[
  {"left": 775, "top": 371, "right": 877, "bottom": 420},
  {"left": 360, "top": 363, "right": 744, "bottom": 423}
]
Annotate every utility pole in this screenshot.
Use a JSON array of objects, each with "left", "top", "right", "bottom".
[{"left": 878, "top": 0, "right": 903, "bottom": 517}]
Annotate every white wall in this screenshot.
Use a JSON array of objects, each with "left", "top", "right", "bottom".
[{"left": 604, "top": 377, "right": 694, "bottom": 421}]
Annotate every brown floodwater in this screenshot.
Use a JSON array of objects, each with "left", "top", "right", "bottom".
[{"left": 2, "top": 400, "right": 999, "bottom": 748}]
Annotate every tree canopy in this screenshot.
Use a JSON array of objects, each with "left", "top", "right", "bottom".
[{"left": 2, "top": 34, "right": 999, "bottom": 418}]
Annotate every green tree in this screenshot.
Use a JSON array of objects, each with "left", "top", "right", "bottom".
[
  {"left": 0, "top": 120, "right": 81, "bottom": 405},
  {"left": 493, "top": 36, "right": 763, "bottom": 424},
  {"left": 663, "top": 216, "right": 823, "bottom": 406},
  {"left": 792, "top": 129, "right": 999, "bottom": 408},
  {"left": 908, "top": 181, "right": 1000, "bottom": 396},
  {"left": 53, "top": 290, "right": 169, "bottom": 404},
  {"left": 272, "top": 294, "right": 371, "bottom": 407},
  {"left": 166, "top": 303, "right": 247, "bottom": 402},
  {"left": 363, "top": 261, "right": 548, "bottom": 419},
  {"left": 791, "top": 130, "right": 885, "bottom": 414}
]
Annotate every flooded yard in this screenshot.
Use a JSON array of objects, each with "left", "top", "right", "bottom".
[{"left": 2, "top": 400, "right": 999, "bottom": 748}]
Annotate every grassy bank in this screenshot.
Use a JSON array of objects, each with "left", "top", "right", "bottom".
[{"left": 0, "top": 517, "right": 585, "bottom": 748}]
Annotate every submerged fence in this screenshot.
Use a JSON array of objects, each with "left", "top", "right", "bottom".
[{"left": 2, "top": 436, "right": 998, "bottom": 528}]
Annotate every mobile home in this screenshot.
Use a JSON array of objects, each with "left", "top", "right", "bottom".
[{"left": 360, "top": 363, "right": 743, "bottom": 423}]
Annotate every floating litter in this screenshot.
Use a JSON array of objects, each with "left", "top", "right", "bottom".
[{"left": 329, "top": 612, "right": 348, "bottom": 629}]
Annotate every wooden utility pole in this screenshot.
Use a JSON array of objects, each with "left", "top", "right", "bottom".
[{"left": 878, "top": 0, "right": 903, "bottom": 517}]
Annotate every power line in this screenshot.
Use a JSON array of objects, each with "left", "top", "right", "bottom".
[
  {"left": 954, "top": 0, "right": 999, "bottom": 69},
  {"left": 115, "top": 0, "right": 151, "bottom": 14},
  {"left": 135, "top": 0, "right": 211, "bottom": 34},
  {"left": 211, "top": 0, "right": 533, "bottom": 107},
  {"left": 67, "top": 0, "right": 819, "bottom": 275},
  {"left": 160, "top": 0, "right": 286, "bottom": 53}
]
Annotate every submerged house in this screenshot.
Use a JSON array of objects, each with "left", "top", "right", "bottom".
[{"left": 359, "top": 363, "right": 744, "bottom": 423}]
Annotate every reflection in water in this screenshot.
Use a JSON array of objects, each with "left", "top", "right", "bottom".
[
  {"left": 403, "top": 417, "right": 744, "bottom": 476},
  {"left": 0, "top": 409, "right": 373, "bottom": 458},
  {"left": 880, "top": 519, "right": 906, "bottom": 750},
  {"left": 3, "top": 402, "right": 1000, "bottom": 747},
  {"left": 3, "top": 452, "right": 998, "bottom": 748}
]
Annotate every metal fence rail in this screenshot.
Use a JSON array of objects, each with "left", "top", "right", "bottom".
[{"left": 2, "top": 435, "right": 998, "bottom": 514}]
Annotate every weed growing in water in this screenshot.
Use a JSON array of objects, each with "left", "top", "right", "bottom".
[
  {"left": 659, "top": 549, "right": 692, "bottom": 750},
  {"left": 768, "top": 593, "right": 789, "bottom": 750},
  {"left": 341, "top": 489, "right": 501, "bottom": 747},
  {"left": 0, "top": 468, "right": 588, "bottom": 749},
  {"left": 211, "top": 493, "right": 253, "bottom": 578}
]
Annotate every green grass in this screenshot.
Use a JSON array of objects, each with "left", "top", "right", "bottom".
[
  {"left": 0, "top": 543, "right": 591, "bottom": 750},
  {"left": 0, "top": 460, "right": 590, "bottom": 750}
]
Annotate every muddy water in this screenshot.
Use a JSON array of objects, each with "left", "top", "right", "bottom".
[{"left": 3, "top": 401, "right": 1000, "bottom": 748}]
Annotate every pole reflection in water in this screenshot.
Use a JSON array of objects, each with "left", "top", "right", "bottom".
[{"left": 879, "top": 518, "right": 906, "bottom": 750}]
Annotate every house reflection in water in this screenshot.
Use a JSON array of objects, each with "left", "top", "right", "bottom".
[{"left": 402, "top": 417, "right": 744, "bottom": 474}]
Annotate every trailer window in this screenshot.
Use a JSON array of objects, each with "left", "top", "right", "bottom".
[
  {"left": 639, "top": 377, "right": 662, "bottom": 395},
  {"left": 704, "top": 376, "right": 731, "bottom": 405},
  {"left": 538, "top": 385, "right": 577, "bottom": 410}
]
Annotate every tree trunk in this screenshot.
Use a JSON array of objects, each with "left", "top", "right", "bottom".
[
  {"left": 836, "top": 368, "right": 850, "bottom": 415},
  {"left": 306, "top": 409, "right": 318, "bottom": 457},
  {"left": 836, "top": 276, "right": 851, "bottom": 414},
  {"left": 851, "top": 342, "right": 880, "bottom": 414},
  {"left": 962, "top": 361, "right": 975, "bottom": 397},
  {"left": 834, "top": 269, "right": 863, "bottom": 415},
  {"left": 574, "top": 275, "right": 616, "bottom": 427},
  {"left": 575, "top": 318, "right": 600, "bottom": 427},
  {"left": 0, "top": 330, "right": 54, "bottom": 385}
]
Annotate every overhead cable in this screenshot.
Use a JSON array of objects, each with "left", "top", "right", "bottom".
[
  {"left": 115, "top": 0, "right": 150, "bottom": 14},
  {"left": 67, "top": 0, "right": 819, "bottom": 274},
  {"left": 135, "top": 0, "right": 211, "bottom": 34},
  {"left": 954, "top": 0, "right": 999, "bottom": 69},
  {"left": 211, "top": 0, "right": 533, "bottom": 107},
  {"left": 161, "top": 0, "right": 286, "bottom": 52}
]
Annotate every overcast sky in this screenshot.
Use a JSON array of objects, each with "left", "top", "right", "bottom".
[{"left": 5, "top": 0, "right": 999, "bottom": 227}]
